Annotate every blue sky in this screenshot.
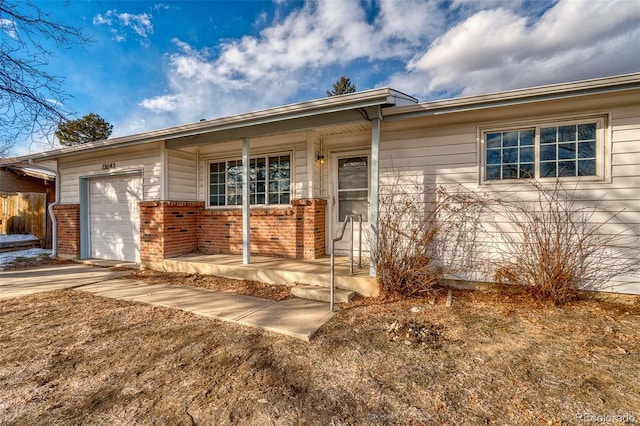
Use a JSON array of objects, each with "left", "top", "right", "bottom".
[{"left": 11, "top": 0, "right": 640, "bottom": 154}]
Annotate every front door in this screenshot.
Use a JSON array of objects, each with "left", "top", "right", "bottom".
[{"left": 331, "top": 153, "right": 369, "bottom": 256}]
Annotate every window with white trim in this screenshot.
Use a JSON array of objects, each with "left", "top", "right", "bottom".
[
  {"left": 483, "top": 118, "right": 604, "bottom": 181},
  {"left": 208, "top": 154, "right": 291, "bottom": 206}
]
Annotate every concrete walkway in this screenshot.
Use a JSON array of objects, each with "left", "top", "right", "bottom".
[{"left": 0, "top": 264, "right": 334, "bottom": 341}]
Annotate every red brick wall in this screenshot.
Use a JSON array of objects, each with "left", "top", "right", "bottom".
[
  {"left": 293, "top": 199, "right": 327, "bottom": 259},
  {"left": 139, "top": 201, "right": 204, "bottom": 263},
  {"left": 199, "top": 199, "right": 326, "bottom": 259},
  {"left": 53, "top": 198, "right": 326, "bottom": 263},
  {"left": 53, "top": 204, "right": 80, "bottom": 258}
]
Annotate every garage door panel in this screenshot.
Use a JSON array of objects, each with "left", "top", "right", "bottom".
[{"left": 89, "top": 175, "right": 142, "bottom": 262}]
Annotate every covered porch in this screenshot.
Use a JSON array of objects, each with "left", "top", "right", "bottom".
[
  {"left": 154, "top": 88, "right": 418, "bottom": 282},
  {"left": 152, "top": 253, "right": 378, "bottom": 297}
]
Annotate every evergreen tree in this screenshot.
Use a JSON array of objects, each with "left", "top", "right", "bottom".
[
  {"left": 327, "top": 76, "right": 356, "bottom": 96},
  {"left": 55, "top": 113, "right": 113, "bottom": 146}
]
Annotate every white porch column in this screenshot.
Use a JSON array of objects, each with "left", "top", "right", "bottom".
[
  {"left": 242, "top": 137, "right": 251, "bottom": 264},
  {"left": 369, "top": 118, "right": 380, "bottom": 277}
]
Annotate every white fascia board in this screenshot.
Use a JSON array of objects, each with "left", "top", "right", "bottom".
[
  {"left": 15, "top": 88, "right": 412, "bottom": 162},
  {"left": 383, "top": 72, "right": 640, "bottom": 121}
]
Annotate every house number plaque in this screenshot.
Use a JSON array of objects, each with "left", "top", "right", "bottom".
[{"left": 101, "top": 163, "right": 116, "bottom": 170}]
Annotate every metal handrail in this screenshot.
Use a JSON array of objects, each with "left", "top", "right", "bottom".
[{"left": 330, "top": 214, "right": 363, "bottom": 312}]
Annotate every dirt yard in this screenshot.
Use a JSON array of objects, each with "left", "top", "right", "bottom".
[
  {"left": 128, "top": 269, "right": 293, "bottom": 301},
  {"left": 1, "top": 273, "right": 639, "bottom": 425}
]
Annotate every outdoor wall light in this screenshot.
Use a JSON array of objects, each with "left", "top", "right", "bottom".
[{"left": 316, "top": 153, "right": 325, "bottom": 164}]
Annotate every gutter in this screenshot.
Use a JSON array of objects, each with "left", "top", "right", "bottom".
[
  {"left": 13, "top": 88, "right": 413, "bottom": 163},
  {"left": 28, "top": 159, "right": 59, "bottom": 257},
  {"left": 383, "top": 73, "right": 640, "bottom": 122}
]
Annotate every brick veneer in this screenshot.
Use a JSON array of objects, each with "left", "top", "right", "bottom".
[
  {"left": 199, "top": 199, "right": 327, "bottom": 259},
  {"left": 53, "top": 199, "right": 326, "bottom": 263},
  {"left": 53, "top": 204, "right": 80, "bottom": 258},
  {"left": 139, "top": 201, "right": 204, "bottom": 263}
]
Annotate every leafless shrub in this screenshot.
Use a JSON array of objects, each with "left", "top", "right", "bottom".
[
  {"left": 375, "top": 174, "right": 486, "bottom": 298},
  {"left": 375, "top": 173, "right": 442, "bottom": 296},
  {"left": 489, "top": 179, "right": 640, "bottom": 305}
]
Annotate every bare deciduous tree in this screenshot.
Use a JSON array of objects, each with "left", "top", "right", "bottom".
[{"left": 0, "top": 0, "right": 88, "bottom": 156}]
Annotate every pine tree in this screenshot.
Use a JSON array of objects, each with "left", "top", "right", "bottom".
[
  {"left": 55, "top": 113, "right": 113, "bottom": 146},
  {"left": 327, "top": 76, "right": 356, "bottom": 96}
]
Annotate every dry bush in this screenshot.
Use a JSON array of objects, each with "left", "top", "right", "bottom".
[
  {"left": 489, "top": 180, "right": 640, "bottom": 305},
  {"left": 375, "top": 187, "right": 441, "bottom": 297},
  {"left": 375, "top": 176, "right": 484, "bottom": 298}
]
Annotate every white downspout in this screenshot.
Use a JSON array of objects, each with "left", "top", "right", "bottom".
[{"left": 29, "top": 159, "right": 60, "bottom": 257}]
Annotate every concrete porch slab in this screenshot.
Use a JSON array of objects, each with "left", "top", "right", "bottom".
[{"left": 154, "top": 253, "right": 379, "bottom": 297}]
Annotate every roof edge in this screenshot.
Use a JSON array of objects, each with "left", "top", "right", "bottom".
[
  {"left": 383, "top": 72, "right": 640, "bottom": 119},
  {"left": 14, "top": 87, "right": 416, "bottom": 162}
]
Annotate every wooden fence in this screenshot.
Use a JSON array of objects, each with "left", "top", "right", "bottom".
[{"left": 0, "top": 192, "right": 47, "bottom": 241}]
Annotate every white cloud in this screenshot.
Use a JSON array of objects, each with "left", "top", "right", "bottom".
[
  {"left": 153, "top": 4, "right": 170, "bottom": 12},
  {"left": 0, "top": 18, "right": 17, "bottom": 39},
  {"left": 118, "top": 12, "right": 153, "bottom": 38},
  {"left": 132, "top": 0, "right": 640, "bottom": 135},
  {"left": 390, "top": 0, "right": 640, "bottom": 97},
  {"left": 92, "top": 13, "right": 112, "bottom": 26},
  {"left": 93, "top": 9, "right": 155, "bottom": 45},
  {"left": 112, "top": 30, "right": 125, "bottom": 43},
  {"left": 138, "top": 0, "right": 439, "bottom": 122},
  {"left": 139, "top": 95, "right": 179, "bottom": 113}
]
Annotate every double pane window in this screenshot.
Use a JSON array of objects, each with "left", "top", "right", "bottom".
[
  {"left": 539, "top": 123, "right": 597, "bottom": 178},
  {"left": 486, "top": 129, "right": 535, "bottom": 180},
  {"left": 484, "top": 119, "right": 601, "bottom": 181},
  {"left": 208, "top": 154, "right": 291, "bottom": 206}
]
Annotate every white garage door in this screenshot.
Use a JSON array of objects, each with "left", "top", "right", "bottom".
[{"left": 89, "top": 175, "right": 142, "bottom": 262}]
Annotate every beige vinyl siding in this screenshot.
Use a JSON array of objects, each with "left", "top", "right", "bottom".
[
  {"left": 606, "top": 106, "right": 640, "bottom": 293},
  {"left": 58, "top": 142, "right": 161, "bottom": 204},
  {"left": 370, "top": 103, "right": 640, "bottom": 294},
  {"left": 293, "top": 138, "right": 307, "bottom": 200},
  {"left": 32, "top": 159, "right": 58, "bottom": 173},
  {"left": 378, "top": 124, "right": 479, "bottom": 197},
  {"left": 197, "top": 132, "right": 307, "bottom": 203},
  {"left": 167, "top": 148, "right": 197, "bottom": 201}
]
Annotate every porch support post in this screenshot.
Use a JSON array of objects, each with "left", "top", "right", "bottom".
[
  {"left": 369, "top": 117, "right": 380, "bottom": 277},
  {"left": 242, "top": 137, "right": 251, "bottom": 265}
]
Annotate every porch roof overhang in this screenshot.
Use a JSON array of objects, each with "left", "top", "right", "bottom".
[
  {"left": 10, "top": 88, "right": 417, "bottom": 163},
  {"left": 382, "top": 72, "right": 640, "bottom": 121},
  {"left": 0, "top": 165, "right": 56, "bottom": 181}
]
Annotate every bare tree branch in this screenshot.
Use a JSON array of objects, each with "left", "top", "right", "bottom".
[{"left": 0, "top": 0, "right": 90, "bottom": 156}]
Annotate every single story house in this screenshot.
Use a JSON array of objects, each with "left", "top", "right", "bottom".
[{"left": 8, "top": 72, "right": 640, "bottom": 296}]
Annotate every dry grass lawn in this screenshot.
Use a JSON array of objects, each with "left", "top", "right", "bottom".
[{"left": 1, "top": 278, "right": 639, "bottom": 425}]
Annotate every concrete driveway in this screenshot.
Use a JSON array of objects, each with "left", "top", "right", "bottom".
[{"left": 0, "top": 264, "right": 132, "bottom": 300}]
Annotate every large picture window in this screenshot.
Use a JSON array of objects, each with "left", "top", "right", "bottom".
[
  {"left": 483, "top": 118, "right": 604, "bottom": 181},
  {"left": 208, "top": 154, "right": 291, "bottom": 206}
]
